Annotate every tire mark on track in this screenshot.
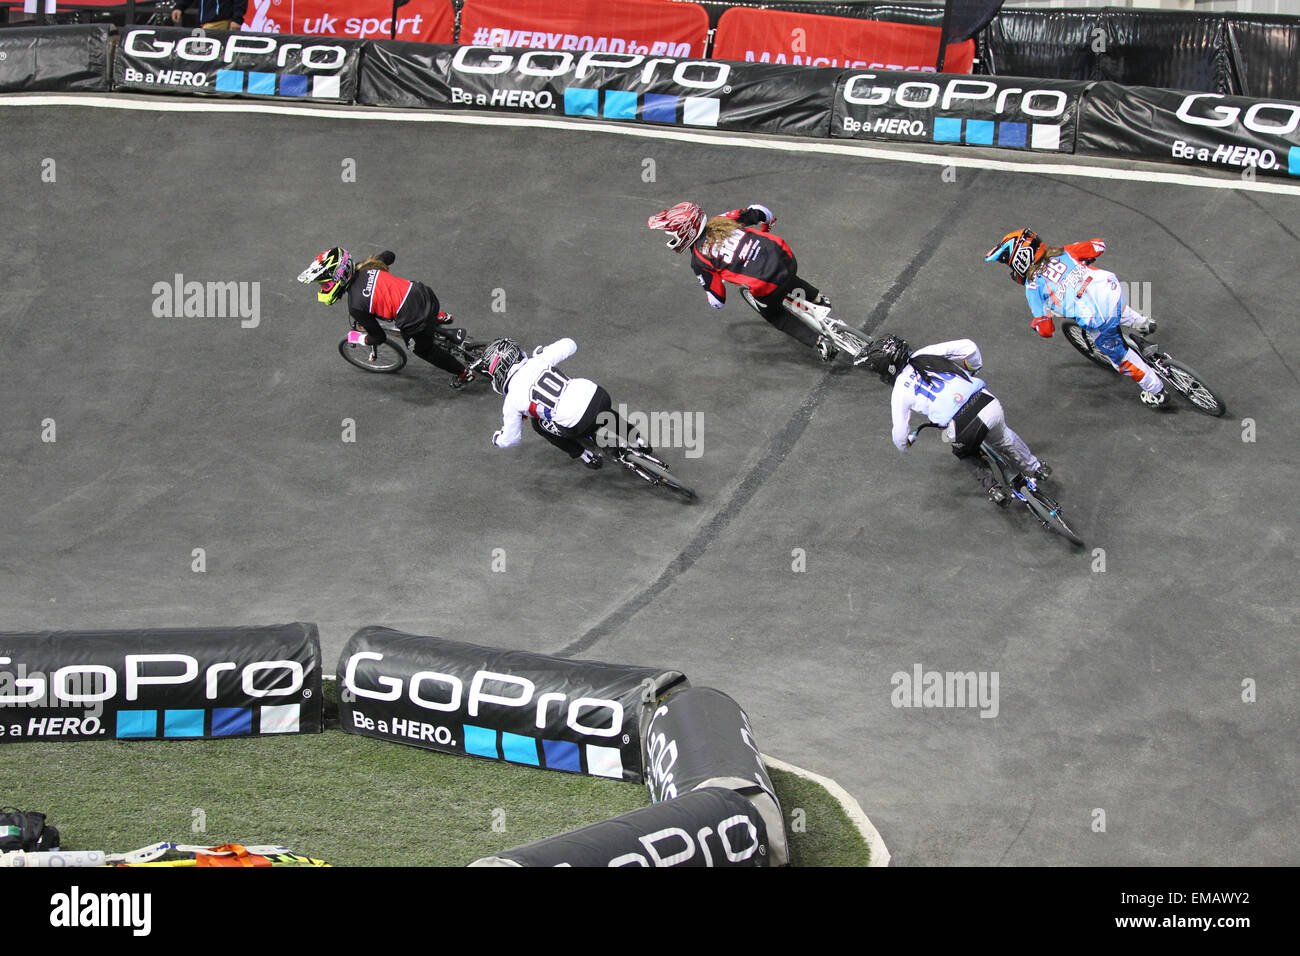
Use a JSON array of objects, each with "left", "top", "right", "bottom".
[{"left": 557, "top": 177, "right": 984, "bottom": 658}]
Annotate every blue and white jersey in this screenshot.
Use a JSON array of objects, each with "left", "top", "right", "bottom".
[
  {"left": 1025, "top": 250, "right": 1125, "bottom": 331},
  {"left": 890, "top": 340, "right": 986, "bottom": 450}
]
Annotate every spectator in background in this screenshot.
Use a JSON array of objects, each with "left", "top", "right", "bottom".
[{"left": 171, "top": 1, "right": 247, "bottom": 30}]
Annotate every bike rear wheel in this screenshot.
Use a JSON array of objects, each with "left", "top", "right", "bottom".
[
  {"left": 1021, "top": 487, "right": 1085, "bottom": 546},
  {"left": 619, "top": 448, "right": 696, "bottom": 502},
  {"left": 1062, "top": 322, "right": 1113, "bottom": 369},
  {"left": 339, "top": 336, "right": 407, "bottom": 373},
  {"left": 1152, "top": 355, "right": 1228, "bottom": 417}
]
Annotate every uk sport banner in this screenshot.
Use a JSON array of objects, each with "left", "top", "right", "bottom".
[
  {"left": 239, "top": 0, "right": 454, "bottom": 43},
  {"left": 458, "top": 0, "right": 710, "bottom": 59},
  {"left": 712, "top": 6, "right": 975, "bottom": 74}
]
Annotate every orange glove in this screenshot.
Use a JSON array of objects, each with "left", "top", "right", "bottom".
[{"left": 1031, "top": 316, "right": 1055, "bottom": 337}]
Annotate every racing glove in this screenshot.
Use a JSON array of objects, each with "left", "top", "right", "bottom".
[{"left": 1031, "top": 316, "right": 1056, "bottom": 338}]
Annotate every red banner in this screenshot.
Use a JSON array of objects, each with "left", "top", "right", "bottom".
[
  {"left": 238, "top": 0, "right": 453, "bottom": 43},
  {"left": 713, "top": 7, "right": 975, "bottom": 74},
  {"left": 459, "top": 0, "right": 710, "bottom": 58}
]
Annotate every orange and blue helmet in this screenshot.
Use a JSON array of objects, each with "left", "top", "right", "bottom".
[
  {"left": 297, "top": 247, "right": 354, "bottom": 304},
  {"left": 984, "top": 228, "right": 1044, "bottom": 285}
]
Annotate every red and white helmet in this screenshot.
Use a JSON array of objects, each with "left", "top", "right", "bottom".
[{"left": 648, "top": 201, "right": 706, "bottom": 253}]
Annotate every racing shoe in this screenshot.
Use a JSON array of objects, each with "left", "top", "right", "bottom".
[
  {"left": 579, "top": 449, "right": 603, "bottom": 471},
  {"left": 1140, "top": 388, "right": 1169, "bottom": 409},
  {"left": 1031, "top": 460, "right": 1053, "bottom": 482},
  {"left": 449, "top": 368, "right": 474, "bottom": 390},
  {"left": 986, "top": 484, "right": 1009, "bottom": 507},
  {"left": 813, "top": 293, "right": 833, "bottom": 309},
  {"left": 816, "top": 335, "right": 839, "bottom": 363}
]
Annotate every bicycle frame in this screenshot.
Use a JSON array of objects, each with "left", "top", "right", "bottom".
[{"left": 738, "top": 288, "right": 872, "bottom": 360}]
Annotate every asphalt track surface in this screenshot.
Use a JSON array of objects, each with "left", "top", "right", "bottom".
[{"left": 2, "top": 95, "right": 1297, "bottom": 867}]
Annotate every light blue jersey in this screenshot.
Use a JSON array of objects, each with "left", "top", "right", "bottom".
[{"left": 1025, "top": 251, "right": 1126, "bottom": 331}]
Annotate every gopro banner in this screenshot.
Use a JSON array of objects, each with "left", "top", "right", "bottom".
[
  {"left": 458, "top": 0, "right": 711, "bottom": 59},
  {"left": 712, "top": 6, "right": 975, "bottom": 74},
  {"left": 0, "top": 24, "right": 111, "bottom": 93},
  {"left": 469, "top": 787, "right": 770, "bottom": 867},
  {"left": 112, "top": 27, "right": 361, "bottom": 103},
  {"left": 644, "top": 686, "right": 789, "bottom": 866},
  {"left": 338, "top": 627, "right": 687, "bottom": 783},
  {"left": 1078, "top": 83, "right": 1300, "bottom": 181},
  {"left": 0, "top": 624, "right": 324, "bottom": 743},
  {"left": 358, "top": 42, "right": 835, "bottom": 137},
  {"left": 832, "top": 70, "right": 1090, "bottom": 153},
  {"left": 239, "top": 0, "right": 454, "bottom": 43}
]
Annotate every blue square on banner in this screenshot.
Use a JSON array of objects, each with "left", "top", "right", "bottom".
[
  {"left": 215, "top": 70, "right": 244, "bottom": 93},
  {"left": 603, "top": 89, "right": 638, "bottom": 120},
  {"left": 501, "top": 732, "right": 540, "bottom": 765},
  {"left": 642, "top": 94, "right": 677, "bottom": 123},
  {"left": 933, "top": 117, "right": 962, "bottom": 142},
  {"left": 211, "top": 708, "right": 252, "bottom": 736},
  {"left": 564, "top": 87, "right": 599, "bottom": 117},
  {"left": 1290, "top": 148, "right": 1299, "bottom": 176},
  {"left": 279, "top": 74, "right": 309, "bottom": 97},
  {"left": 998, "top": 122, "right": 1027, "bottom": 147},
  {"left": 464, "top": 724, "right": 498, "bottom": 759},
  {"left": 116, "top": 710, "right": 157, "bottom": 739},
  {"left": 542, "top": 739, "right": 581, "bottom": 772},
  {"left": 163, "top": 710, "right": 205, "bottom": 738},
  {"left": 247, "top": 72, "right": 276, "bottom": 96},
  {"left": 965, "top": 120, "right": 994, "bottom": 145}
]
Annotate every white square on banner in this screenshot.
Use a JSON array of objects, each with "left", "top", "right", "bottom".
[
  {"left": 683, "top": 97, "right": 720, "bottom": 128},
  {"left": 23, "top": 1, "right": 36, "bottom": 14},
  {"left": 585, "top": 744, "right": 624, "bottom": 779},
  {"left": 312, "top": 75, "right": 341, "bottom": 100},
  {"left": 1031, "top": 124, "right": 1062, "bottom": 151},
  {"left": 46, "top": 0, "right": 56, "bottom": 13},
  {"left": 259, "top": 704, "right": 301, "bottom": 734}
]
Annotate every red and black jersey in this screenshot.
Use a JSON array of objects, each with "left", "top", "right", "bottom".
[
  {"left": 690, "top": 207, "right": 797, "bottom": 305},
  {"left": 347, "top": 268, "right": 439, "bottom": 344}
]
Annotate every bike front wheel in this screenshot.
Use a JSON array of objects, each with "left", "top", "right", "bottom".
[
  {"left": 1021, "top": 487, "right": 1085, "bottom": 546},
  {"left": 339, "top": 336, "right": 407, "bottom": 373},
  {"left": 1154, "top": 355, "right": 1228, "bottom": 417},
  {"left": 1062, "top": 322, "right": 1113, "bottom": 369},
  {"left": 619, "top": 448, "right": 696, "bottom": 502}
]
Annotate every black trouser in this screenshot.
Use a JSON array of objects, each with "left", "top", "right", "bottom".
[
  {"left": 530, "top": 385, "right": 648, "bottom": 458},
  {"left": 752, "top": 274, "right": 822, "bottom": 348},
  {"left": 402, "top": 322, "right": 466, "bottom": 375},
  {"left": 949, "top": 391, "right": 999, "bottom": 492}
]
